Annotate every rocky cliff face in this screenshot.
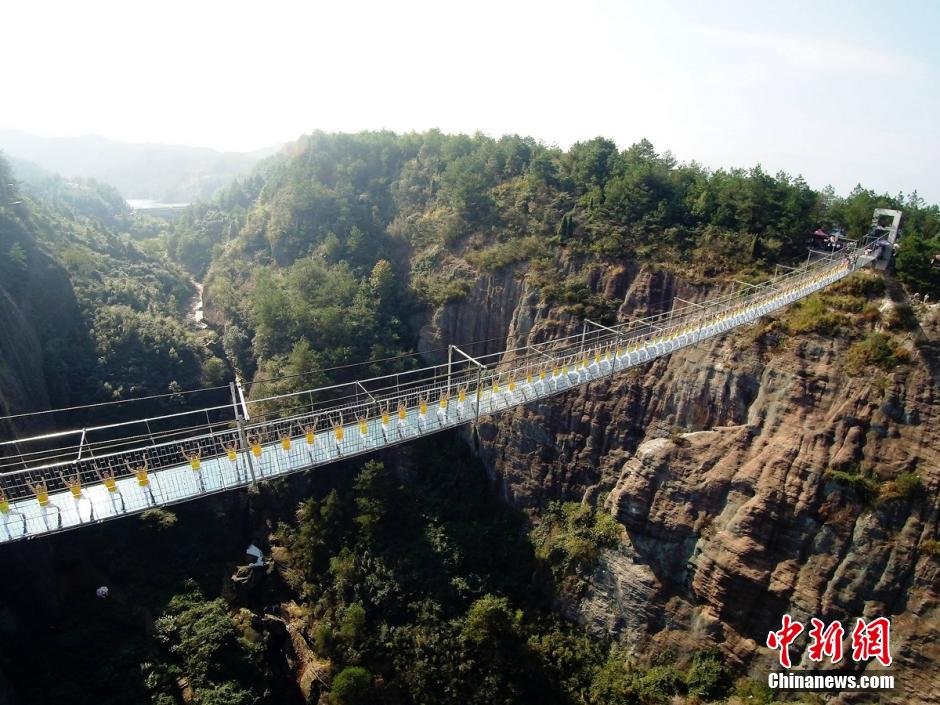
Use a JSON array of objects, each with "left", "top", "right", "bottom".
[
  {"left": 0, "top": 284, "right": 51, "bottom": 432},
  {"left": 422, "top": 259, "right": 940, "bottom": 704},
  {"left": 0, "top": 215, "right": 87, "bottom": 440}
]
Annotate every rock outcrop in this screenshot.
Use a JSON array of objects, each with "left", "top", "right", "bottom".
[{"left": 424, "top": 260, "right": 939, "bottom": 704}]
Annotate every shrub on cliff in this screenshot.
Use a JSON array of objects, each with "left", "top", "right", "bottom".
[
  {"left": 533, "top": 502, "right": 622, "bottom": 580},
  {"left": 460, "top": 594, "right": 522, "bottom": 647},
  {"left": 844, "top": 332, "right": 910, "bottom": 375},
  {"left": 782, "top": 295, "right": 849, "bottom": 335},
  {"left": 878, "top": 471, "right": 923, "bottom": 504},
  {"left": 139, "top": 507, "right": 179, "bottom": 530},
  {"left": 825, "top": 465, "right": 879, "bottom": 502},
  {"left": 193, "top": 682, "right": 256, "bottom": 705},
  {"left": 729, "top": 676, "right": 774, "bottom": 704},
  {"left": 633, "top": 664, "right": 685, "bottom": 703},
  {"left": 465, "top": 235, "right": 545, "bottom": 272},
  {"left": 827, "top": 271, "right": 885, "bottom": 298},
  {"left": 882, "top": 303, "right": 919, "bottom": 331}
]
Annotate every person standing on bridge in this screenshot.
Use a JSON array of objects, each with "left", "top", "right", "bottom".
[
  {"left": 247, "top": 432, "right": 266, "bottom": 476},
  {"left": 28, "top": 479, "right": 61, "bottom": 530},
  {"left": 397, "top": 402, "right": 408, "bottom": 436},
  {"left": 380, "top": 403, "right": 391, "bottom": 441},
  {"left": 95, "top": 466, "right": 125, "bottom": 515},
  {"left": 437, "top": 390, "right": 449, "bottom": 425},
  {"left": 59, "top": 470, "right": 94, "bottom": 523},
  {"left": 0, "top": 486, "right": 26, "bottom": 540},
  {"left": 275, "top": 429, "right": 293, "bottom": 474},
  {"left": 456, "top": 386, "right": 467, "bottom": 418},
  {"left": 302, "top": 420, "right": 319, "bottom": 464},
  {"left": 181, "top": 447, "right": 205, "bottom": 493},
  {"left": 278, "top": 430, "right": 292, "bottom": 454},
  {"left": 127, "top": 459, "right": 156, "bottom": 507},
  {"left": 331, "top": 413, "right": 345, "bottom": 456},
  {"left": 417, "top": 396, "right": 428, "bottom": 430},
  {"left": 537, "top": 365, "right": 549, "bottom": 394},
  {"left": 221, "top": 438, "right": 242, "bottom": 483}
]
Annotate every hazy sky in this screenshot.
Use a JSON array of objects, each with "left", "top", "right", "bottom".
[{"left": 4, "top": 0, "right": 938, "bottom": 201}]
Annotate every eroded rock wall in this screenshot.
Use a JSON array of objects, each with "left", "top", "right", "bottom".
[{"left": 422, "top": 260, "right": 940, "bottom": 704}]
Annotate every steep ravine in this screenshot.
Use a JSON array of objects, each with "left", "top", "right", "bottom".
[
  {"left": 422, "top": 261, "right": 940, "bottom": 704},
  {"left": 0, "top": 224, "right": 89, "bottom": 440}
]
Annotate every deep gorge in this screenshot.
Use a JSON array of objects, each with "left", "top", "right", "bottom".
[{"left": 0, "top": 131, "right": 938, "bottom": 705}]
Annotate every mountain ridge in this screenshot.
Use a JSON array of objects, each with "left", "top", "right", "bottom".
[{"left": 0, "top": 128, "right": 279, "bottom": 202}]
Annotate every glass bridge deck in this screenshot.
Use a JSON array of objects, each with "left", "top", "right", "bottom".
[{"left": 0, "top": 254, "right": 867, "bottom": 543}]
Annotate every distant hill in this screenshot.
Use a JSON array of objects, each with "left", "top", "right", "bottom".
[
  {"left": 0, "top": 129, "right": 277, "bottom": 202},
  {"left": 0, "top": 150, "right": 214, "bottom": 432}
]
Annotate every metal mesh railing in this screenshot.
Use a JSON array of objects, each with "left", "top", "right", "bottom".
[{"left": 0, "top": 247, "right": 866, "bottom": 542}]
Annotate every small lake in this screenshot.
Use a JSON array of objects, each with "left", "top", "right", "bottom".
[{"left": 127, "top": 199, "right": 190, "bottom": 210}]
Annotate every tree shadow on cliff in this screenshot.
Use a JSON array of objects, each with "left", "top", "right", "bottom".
[{"left": 884, "top": 276, "right": 940, "bottom": 384}]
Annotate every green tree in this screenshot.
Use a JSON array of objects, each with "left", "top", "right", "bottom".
[
  {"left": 339, "top": 602, "right": 367, "bottom": 645},
  {"left": 565, "top": 137, "right": 620, "bottom": 193},
  {"left": 685, "top": 649, "right": 732, "bottom": 700},
  {"left": 150, "top": 588, "right": 265, "bottom": 702},
  {"left": 193, "top": 682, "right": 255, "bottom": 705},
  {"left": 460, "top": 594, "right": 521, "bottom": 646},
  {"left": 201, "top": 356, "right": 227, "bottom": 386},
  {"left": 369, "top": 258, "right": 397, "bottom": 314},
  {"left": 896, "top": 230, "right": 940, "bottom": 297},
  {"left": 331, "top": 666, "right": 371, "bottom": 705},
  {"left": 353, "top": 460, "right": 403, "bottom": 546}
]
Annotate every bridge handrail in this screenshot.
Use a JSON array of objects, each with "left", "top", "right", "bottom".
[{"left": 0, "top": 248, "right": 858, "bottom": 497}]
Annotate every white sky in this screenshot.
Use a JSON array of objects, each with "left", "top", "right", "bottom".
[{"left": 3, "top": 0, "right": 938, "bottom": 202}]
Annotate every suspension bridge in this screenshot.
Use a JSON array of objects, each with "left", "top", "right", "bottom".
[{"left": 0, "top": 247, "right": 874, "bottom": 543}]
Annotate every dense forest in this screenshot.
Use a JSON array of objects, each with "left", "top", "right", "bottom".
[
  {"left": 168, "top": 131, "right": 939, "bottom": 392},
  {"left": 0, "top": 154, "right": 227, "bottom": 430},
  {"left": 1, "top": 131, "right": 938, "bottom": 705},
  {"left": 5, "top": 131, "right": 937, "bottom": 416},
  {"left": 0, "top": 436, "right": 767, "bottom": 705}
]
